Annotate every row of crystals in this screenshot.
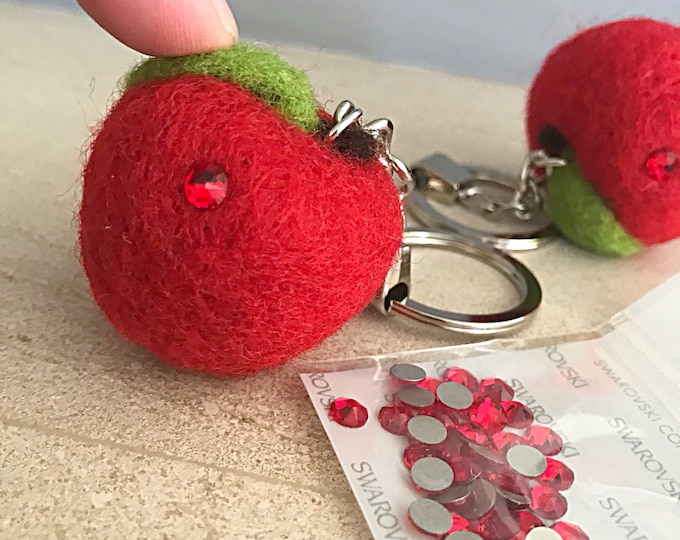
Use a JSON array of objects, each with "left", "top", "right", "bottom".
[{"left": 328, "top": 363, "right": 589, "bottom": 540}]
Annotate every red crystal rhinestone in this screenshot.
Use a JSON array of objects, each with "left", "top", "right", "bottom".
[
  {"left": 469, "top": 449, "right": 506, "bottom": 479},
  {"left": 470, "top": 397, "right": 508, "bottom": 433},
  {"left": 403, "top": 443, "right": 438, "bottom": 468},
  {"left": 478, "top": 378, "right": 515, "bottom": 401},
  {"left": 516, "top": 510, "right": 543, "bottom": 532},
  {"left": 446, "top": 514, "right": 471, "bottom": 535},
  {"left": 551, "top": 521, "right": 590, "bottom": 540},
  {"left": 432, "top": 402, "right": 466, "bottom": 429},
  {"left": 403, "top": 436, "right": 463, "bottom": 470},
  {"left": 417, "top": 377, "right": 441, "bottom": 394},
  {"left": 446, "top": 455, "right": 482, "bottom": 484},
  {"left": 455, "top": 423, "right": 491, "bottom": 446},
  {"left": 524, "top": 426, "right": 563, "bottom": 456},
  {"left": 378, "top": 404, "right": 411, "bottom": 435},
  {"left": 492, "top": 431, "right": 523, "bottom": 456},
  {"left": 183, "top": 163, "right": 228, "bottom": 209},
  {"left": 448, "top": 455, "right": 483, "bottom": 483},
  {"left": 436, "top": 433, "right": 465, "bottom": 461},
  {"left": 473, "top": 503, "right": 522, "bottom": 540},
  {"left": 539, "top": 458, "right": 574, "bottom": 491},
  {"left": 502, "top": 401, "right": 534, "bottom": 429},
  {"left": 487, "top": 472, "right": 531, "bottom": 498},
  {"left": 645, "top": 148, "right": 679, "bottom": 181},
  {"left": 530, "top": 485, "right": 568, "bottom": 520},
  {"left": 328, "top": 398, "right": 368, "bottom": 428},
  {"left": 443, "top": 367, "right": 479, "bottom": 391}
]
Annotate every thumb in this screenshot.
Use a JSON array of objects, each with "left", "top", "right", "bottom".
[{"left": 78, "top": 0, "right": 238, "bottom": 57}]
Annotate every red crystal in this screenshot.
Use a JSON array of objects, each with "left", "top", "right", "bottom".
[
  {"left": 403, "top": 443, "right": 438, "bottom": 468},
  {"left": 470, "top": 459, "right": 504, "bottom": 482},
  {"left": 403, "top": 435, "right": 464, "bottom": 469},
  {"left": 524, "top": 426, "right": 563, "bottom": 456},
  {"left": 432, "top": 403, "right": 466, "bottom": 429},
  {"left": 539, "top": 458, "right": 574, "bottom": 491},
  {"left": 378, "top": 404, "right": 411, "bottom": 435},
  {"left": 470, "top": 397, "right": 508, "bottom": 433},
  {"left": 183, "top": 163, "right": 228, "bottom": 209},
  {"left": 436, "top": 433, "right": 465, "bottom": 461},
  {"left": 530, "top": 485, "right": 568, "bottom": 520},
  {"left": 486, "top": 472, "right": 531, "bottom": 499},
  {"left": 455, "top": 423, "right": 491, "bottom": 446},
  {"left": 446, "top": 514, "right": 471, "bottom": 535},
  {"left": 502, "top": 401, "right": 534, "bottom": 429},
  {"left": 645, "top": 148, "right": 679, "bottom": 181},
  {"left": 551, "top": 521, "right": 590, "bottom": 540},
  {"left": 448, "top": 455, "right": 483, "bottom": 483},
  {"left": 478, "top": 378, "right": 515, "bottom": 401},
  {"left": 492, "top": 431, "right": 523, "bottom": 456},
  {"left": 516, "top": 510, "right": 543, "bottom": 532},
  {"left": 417, "top": 377, "right": 441, "bottom": 394},
  {"left": 328, "top": 397, "right": 368, "bottom": 428},
  {"left": 443, "top": 367, "right": 479, "bottom": 391},
  {"left": 473, "top": 503, "right": 522, "bottom": 540}
]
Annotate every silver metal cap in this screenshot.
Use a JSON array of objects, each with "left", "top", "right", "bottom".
[
  {"left": 437, "top": 382, "right": 474, "bottom": 410},
  {"left": 390, "top": 363, "right": 427, "bottom": 383},
  {"left": 411, "top": 457, "right": 454, "bottom": 493},
  {"left": 397, "top": 386, "right": 436, "bottom": 408},
  {"left": 407, "top": 415, "right": 447, "bottom": 445},
  {"left": 507, "top": 445, "right": 548, "bottom": 478},
  {"left": 456, "top": 479, "right": 497, "bottom": 520},
  {"left": 525, "top": 527, "right": 563, "bottom": 539},
  {"left": 408, "top": 499, "right": 452, "bottom": 536}
]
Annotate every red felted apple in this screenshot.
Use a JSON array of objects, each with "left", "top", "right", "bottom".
[
  {"left": 527, "top": 18, "right": 680, "bottom": 256},
  {"left": 79, "top": 43, "right": 403, "bottom": 375}
]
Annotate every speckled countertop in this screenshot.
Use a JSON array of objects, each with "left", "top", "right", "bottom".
[{"left": 1, "top": 4, "right": 679, "bottom": 539}]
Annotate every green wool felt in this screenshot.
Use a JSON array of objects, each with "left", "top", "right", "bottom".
[
  {"left": 546, "top": 157, "right": 642, "bottom": 257},
  {"left": 125, "top": 42, "right": 319, "bottom": 132}
]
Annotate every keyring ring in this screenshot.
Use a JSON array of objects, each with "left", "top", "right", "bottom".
[
  {"left": 407, "top": 155, "right": 560, "bottom": 251},
  {"left": 376, "top": 229, "right": 542, "bottom": 334}
]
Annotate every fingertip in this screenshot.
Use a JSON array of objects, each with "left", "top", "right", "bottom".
[{"left": 79, "top": 0, "right": 239, "bottom": 56}]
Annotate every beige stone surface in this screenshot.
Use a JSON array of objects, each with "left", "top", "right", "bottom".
[
  {"left": 1, "top": 4, "right": 679, "bottom": 539},
  {"left": 0, "top": 423, "right": 369, "bottom": 539}
]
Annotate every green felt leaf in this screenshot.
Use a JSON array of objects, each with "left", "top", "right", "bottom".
[
  {"left": 125, "top": 42, "right": 319, "bottom": 133},
  {"left": 546, "top": 157, "right": 642, "bottom": 257}
]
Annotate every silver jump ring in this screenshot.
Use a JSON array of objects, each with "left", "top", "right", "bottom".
[
  {"left": 512, "top": 150, "right": 568, "bottom": 218},
  {"left": 382, "top": 153, "right": 415, "bottom": 198},
  {"left": 375, "top": 229, "right": 542, "bottom": 334}
]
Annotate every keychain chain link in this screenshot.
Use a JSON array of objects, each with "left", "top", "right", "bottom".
[{"left": 457, "top": 150, "right": 567, "bottom": 221}]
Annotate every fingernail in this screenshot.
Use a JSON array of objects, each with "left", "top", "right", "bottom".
[{"left": 211, "top": 0, "right": 239, "bottom": 42}]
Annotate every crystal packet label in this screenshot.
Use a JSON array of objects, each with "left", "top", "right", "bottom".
[{"left": 301, "top": 273, "right": 680, "bottom": 540}]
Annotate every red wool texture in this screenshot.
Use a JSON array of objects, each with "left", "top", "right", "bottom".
[
  {"left": 526, "top": 17, "right": 680, "bottom": 245},
  {"left": 79, "top": 75, "right": 403, "bottom": 375}
]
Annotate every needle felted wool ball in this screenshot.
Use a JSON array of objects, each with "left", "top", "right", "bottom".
[
  {"left": 526, "top": 18, "right": 680, "bottom": 256},
  {"left": 79, "top": 43, "right": 403, "bottom": 376}
]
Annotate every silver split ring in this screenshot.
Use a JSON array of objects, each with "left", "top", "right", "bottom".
[{"left": 375, "top": 229, "right": 542, "bottom": 334}]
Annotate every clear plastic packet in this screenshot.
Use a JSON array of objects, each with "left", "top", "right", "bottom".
[{"left": 298, "top": 273, "right": 680, "bottom": 540}]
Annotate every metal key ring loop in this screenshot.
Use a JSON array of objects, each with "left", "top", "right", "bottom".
[
  {"left": 377, "top": 229, "right": 542, "bottom": 334},
  {"left": 407, "top": 156, "right": 560, "bottom": 251}
]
